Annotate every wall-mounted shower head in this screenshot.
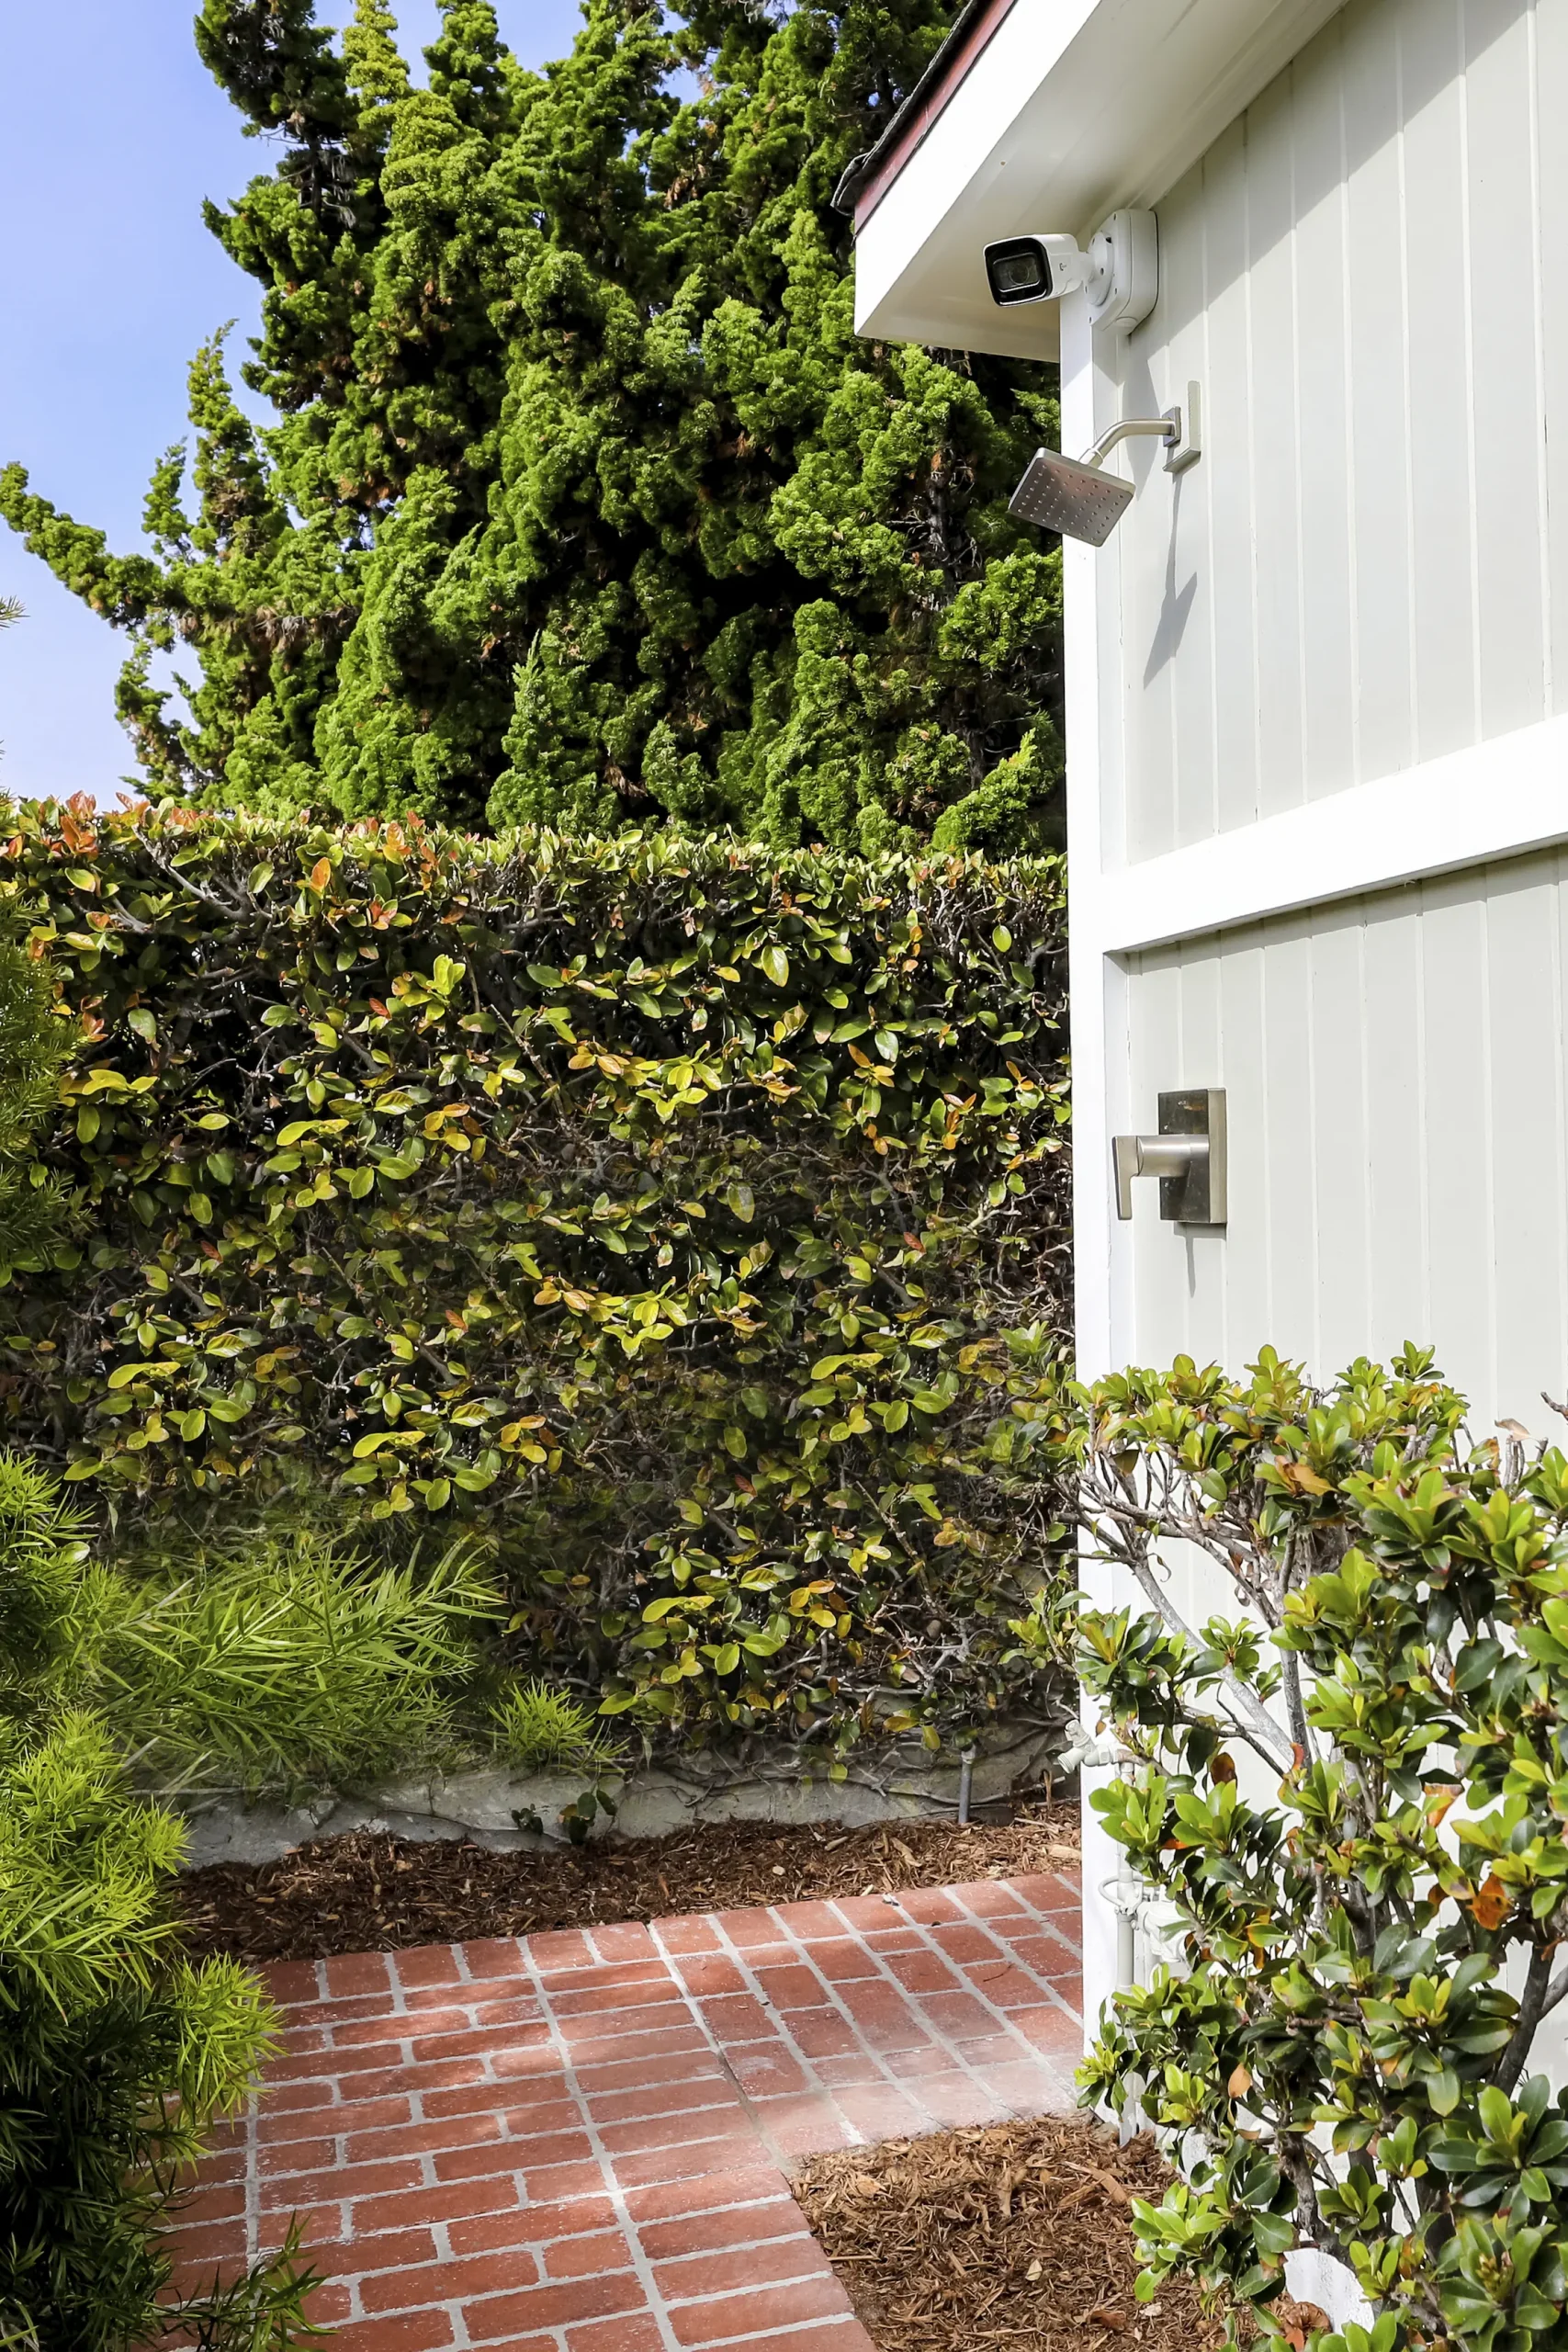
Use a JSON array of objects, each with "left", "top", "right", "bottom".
[{"left": 1010, "top": 390, "right": 1201, "bottom": 546}]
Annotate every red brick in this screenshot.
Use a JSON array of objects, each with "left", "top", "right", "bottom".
[
  {"left": 520, "top": 1928, "right": 593, "bottom": 1973},
  {"left": 451, "top": 2196, "right": 617, "bottom": 2257},
  {"left": 724, "top": 2048, "right": 811, "bottom": 2100},
  {"left": 686, "top": 1994, "right": 778, "bottom": 2045},
  {"left": 700, "top": 2325, "right": 873, "bottom": 2352},
  {"left": 310, "top": 2226, "right": 439, "bottom": 2278},
  {"left": 518, "top": 2159, "right": 611, "bottom": 2205},
  {"left": 668, "top": 1954, "right": 747, "bottom": 1997},
  {"left": 323, "top": 1951, "right": 394, "bottom": 1999},
  {"left": 951, "top": 1879, "right": 1032, "bottom": 1917},
  {"left": 715, "top": 1906, "right": 792, "bottom": 1949},
  {"left": 422, "top": 2081, "right": 572, "bottom": 2126},
  {"left": 585, "top": 2071, "right": 734, "bottom": 2127},
  {"left": 257, "top": 2092, "right": 410, "bottom": 2146},
  {"left": 434, "top": 2130, "right": 592, "bottom": 2181},
  {"left": 348, "top": 2111, "right": 515, "bottom": 2163},
  {"left": 961, "top": 1960, "right": 1047, "bottom": 2008},
  {"left": 177, "top": 2182, "right": 245, "bottom": 2225},
  {"left": 410, "top": 2022, "right": 555, "bottom": 2064},
  {"left": 326, "top": 2312, "right": 457, "bottom": 2352},
  {"left": 808, "top": 2053, "right": 887, "bottom": 2089},
  {"left": 392, "top": 1944, "right": 468, "bottom": 1989},
  {"left": 258, "top": 2075, "right": 337, "bottom": 2112},
  {"left": 360, "top": 2248, "right": 541, "bottom": 2313},
  {"left": 256, "top": 2135, "right": 337, "bottom": 2178},
  {"left": 352, "top": 2175, "right": 525, "bottom": 2234},
  {"left": 342, "top": 2055, "right": 490, "bottom": 2104},
  {"left": 270, "top": 2041, "right": 401, "bottom": 2084},
  {"left": 885, "top": 2041, "right": 961, "bottom": 2080},
  {"left": 893, "top": 1887, "right": 965, "bottom": 1925},
  {"left": 908, "top": 2071, "right": 1003, "bottom": 2128},
  {"left": 750, "top": 2093, "right": 853, "bottom": 2159},
  {"left": 542, "top": 2225, "right": 637, "bottom": 2280},
  {"left": 925, "top": 1923, "right": 1005, "bottom": 1963},
  {"left": 652, "top": 1914, "right": 722, "bottom": 1954},
  {"left": 608, "top": 2132, "right": 762, "bottom": 2191},
  {"left": 882, "top": 1950, "right": 964, "bottom": 1996},
  {"left": 623, "top": 2165, "right": 788, "bottom": 2228},
  {"left": 1000, "top": 1932, "right": 1080, "bottom": 1982},
  {"left": 167, "top": 2218, "right": 247, "bottom": 2268},
  {"left": 636, "top": 2189, "right": 801, "bottom": 2262},
  {"left": 832, "top": 1984, "right": 932, "bottom": 2052},
  {"left": 597, "top": 2100, "right": 746, "bottom": 2156},
  {"left": 919, "top": 1988, "right": 1006, "bottom": 2041},
  {"left": 979, "top": 2056, "right": 1078, "bottom": 2109},
  {"left": 860, "top": 1927, "right": 925, "bottom": 1956},
  {"left": 560, "top": 2025, "right": 710, "bottom": 2071},
  {"left": 1004, "top": 2000, "right": 1083, "bottom": 2052},
  {"left": 576, "top": 2047, "right": 723, "bottom": 2098},
  {"left": 750, "top": 1962, "right": 826, "bottom": 2010},
  {"left": 566, "top": 2315, "right": 669, "bottom": 2352},
  {"left": 802, "top": 1939, "right": 878, "bottom": 1984},
  {"left": 587, "top": 1921, "right": 658, "bottom": 1963},
  {"left": 258, "top": 2158, "right": 423, "bottom": 2213},
  {"left": 827, "top": 1894, "right": 904, "bottom": 1931},
  {"left": 776, "top": 2007, "right": 860, "bottom": 2060},
  {"left": 548, "top": 1976, "right": 686, "bottom": 2020},
  {"left": 668, "top": 2270, "right": 850, "bottom": 2345},
  {"left": 656, "top": 2231, "right": 832, "bottom": 2304},
  {"left": 462, "top": 2270, "right": 647, "bottom": 2338},
  {"left": 264, "top": 1958, "right": 322, "bottom": 2006},
  {"left": 460, "top": 1935, "right": 529, "bottom": 1976},
  {"left": 827, "top": 2085, "right": 927, "bottom": 2140},
  {"left": 773, "top": 1899, "right": 854, "bottom": 1940},
  {"left": 566, "top": 2314, "right": 669, "bottom": 2352}
]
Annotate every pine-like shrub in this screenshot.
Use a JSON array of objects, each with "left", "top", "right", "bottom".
[
  {"left": 1076, "top": 1350, "right": 1568, "bottom": 2352},
  {"left": 0, "top": 797, "right": 1074, "bottom": 1760},
  {"left": 0, "top": 0, "right": 1065, "bottom": 854},
  {"left": 0, "top": 938, "right": 314, "bottom": 2347}
]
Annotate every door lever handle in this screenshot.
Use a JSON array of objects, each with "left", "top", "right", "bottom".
[
  {"left": 1112, "top": 1089, "right": 1226, "bottom": 1225},
  {"left": 1113, "top": 1133, "right": 1208, "bottom": 1219}
]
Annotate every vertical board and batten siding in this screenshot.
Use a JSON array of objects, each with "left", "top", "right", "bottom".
[
  {"left": 1108, "top": 0, "right": 1568, "bottom": 864},
  {"left": 1122, "top": 844, "right": 1568, "bottom": 1432}
]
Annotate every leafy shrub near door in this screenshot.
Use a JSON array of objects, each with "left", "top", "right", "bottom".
[
  {"left": 0, "top": 800, "right": 1075, "bottom": 1760},
  {"left": 1075, "top": 1348, "right": 1568, "bottom": 2352}
]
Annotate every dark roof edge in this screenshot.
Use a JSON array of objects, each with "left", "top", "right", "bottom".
[{"left": 829, "top": 0, "right": 1015, "bottom": 221}]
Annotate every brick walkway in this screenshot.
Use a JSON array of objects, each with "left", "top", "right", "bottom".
[{"left": 175, "top": 1868, "right": 1082, "bottom": 2352}]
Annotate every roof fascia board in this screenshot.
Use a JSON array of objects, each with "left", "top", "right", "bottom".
[{"left": 853, "top": 0, "right": 1348, "bottom": 356}]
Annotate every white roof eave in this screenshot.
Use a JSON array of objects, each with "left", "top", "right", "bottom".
[{"left": 854, "top": 0, "right": 1349, "bottom": 357}]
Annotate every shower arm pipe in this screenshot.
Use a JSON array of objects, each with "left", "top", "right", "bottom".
[{"left": 1078, "top": 414, "right": 1178, "bottom": 468}]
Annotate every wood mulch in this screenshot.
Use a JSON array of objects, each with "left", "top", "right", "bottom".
[
  {"left": 798, "top": 2116, "right": 1319, "bottom": 2352},
  {"left": 174, "top": 1799, "right": 1081, "bottom": 1965}
]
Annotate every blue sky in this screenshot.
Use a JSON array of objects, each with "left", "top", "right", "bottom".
[{"left": 0, "top": 2, "right": 586, "bottom": 804}]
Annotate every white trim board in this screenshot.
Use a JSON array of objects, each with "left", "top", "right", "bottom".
[{"left": 1091, "top": 713, "right": 1568, "bottom": 956}]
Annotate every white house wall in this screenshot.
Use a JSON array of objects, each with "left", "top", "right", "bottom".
[
  {"left": 1105, "top": 0, "right": 1568, "bottom": 864},
  {"left": 1123, "top": 841, "right": 1568, "bottom": 1443}
]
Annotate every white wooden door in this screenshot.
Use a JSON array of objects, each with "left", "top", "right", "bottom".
[{"left": 1066, "top": 0, "right": 1568, "bottom": 2033}]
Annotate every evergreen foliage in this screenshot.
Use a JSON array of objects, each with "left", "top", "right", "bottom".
[
  {"left": 0, "top": 953, "right": 319, "bottom": 2345},
  {"left": 0, "top": 0, "right": 1064, "bottom": 854},
  {"left": 1075, "top": 1351, "right": 1568, "bottom": 2352},
  {"left": 1, "top": 796, "right": 1074, "bottom": 1758}
]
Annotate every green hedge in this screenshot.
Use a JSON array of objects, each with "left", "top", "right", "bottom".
[{"left": 0, "top": 799, "right": 1072, "bottom": 1758}]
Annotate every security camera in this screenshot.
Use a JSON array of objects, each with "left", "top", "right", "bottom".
[
  {"left": 984, "top": 234, "right": 1091, "bottom": 306},
  {"left": 984, "top": 210, "right": 1158, "bottom": 335}
]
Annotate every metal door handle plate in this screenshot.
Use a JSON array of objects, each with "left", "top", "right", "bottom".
[{"left": 1113, "top": 1088, "right": 1226, "bottom": 1225}]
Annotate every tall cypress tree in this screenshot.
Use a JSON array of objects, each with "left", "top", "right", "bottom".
[{"left": 1, "top": 0, "right": 1064, "bottom": 853}]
